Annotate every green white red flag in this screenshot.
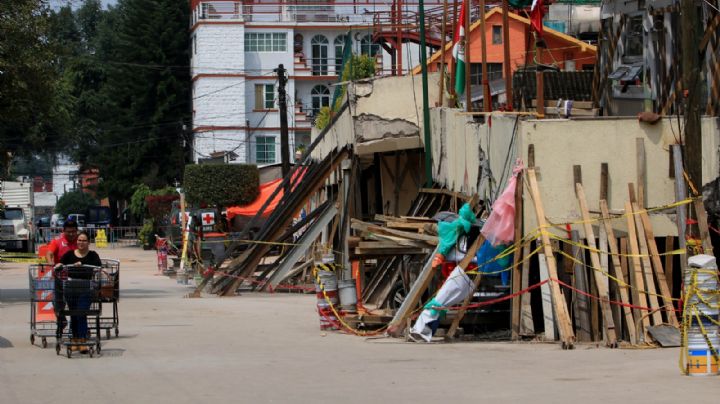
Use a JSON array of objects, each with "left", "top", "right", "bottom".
[{"left": 453, "top": 0, "right": 468, "bottom": 96}]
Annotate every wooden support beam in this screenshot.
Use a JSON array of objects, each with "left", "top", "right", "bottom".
[
  {"left": 511, "top": 171, "right": 524, "bottom": 340},
  {"left": 575, "top": 184, "right": 618, "bottom": 347},
  {"left": 527, "top": 168, "right": 575, "bottom": 348},
  {"left": 636, "top": 138, "right": 647, "bottom": 208},
  {"left": 538, "top": 253, "right": 555, "bottom": 341},
  {"left": 600, "top": 200, "right": 637, "bottom": 344},
  {"left": 638, "top": 209, "right": 680, "bottom": 327},
  {"left": 571, "top": 230, "right": 592, "bottom": 342},
  {"left": 631, "top": 200, "right": 663, "bottom": 326},
  {"left": 386, "top": 246, "right": 441, "bottom": 337},
  {"left": 693, "top": 198, "right": 714, "bottom": 255},
  {"left": 445, "top": 234, "right": 487, "bottom": 339},
  {"left": 625, "top": 201, "right": 651, "bottom": 339},
  {"left": 519, "top": 242, "right": 535, "bottom": 336},
  {"left": 672, "top": 144, "right": 688, "bottom": 275},
  {"left": 665, "top": 236, "right": 675, "bottom": 294}
]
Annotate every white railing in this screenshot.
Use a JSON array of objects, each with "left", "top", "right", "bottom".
[{"left": 192, "top": 1, "right": 390, "bottom": 25}]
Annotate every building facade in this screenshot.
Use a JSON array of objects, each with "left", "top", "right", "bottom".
[{"left": 190, "top": 1, "right": 398, "bottom": 165}]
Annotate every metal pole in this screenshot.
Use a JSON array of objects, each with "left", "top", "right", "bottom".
[
  {"left": 419, "top": 0, "right": 433, "bottom": 187},
  {"left": 276, "top": 64, "right": 290, "bottom": 191}
]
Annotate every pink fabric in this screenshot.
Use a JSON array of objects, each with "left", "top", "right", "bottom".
[{"left": 481, "top": 161, "right": 524, "bottom": 246}]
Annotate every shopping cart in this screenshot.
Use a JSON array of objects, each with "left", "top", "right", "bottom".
[
  {"left": 97, "top": 259, "right": 120, "bottom": 339},
  {"left": 28, "top": 264, "right": 60, "bottom": 348},
  {"left": 54, "top": 265, "right": 102, "bottom": 358}
]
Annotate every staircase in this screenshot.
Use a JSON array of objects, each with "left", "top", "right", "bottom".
[{"left": 294, "top": 52, "right": 311, "bottom": 76}]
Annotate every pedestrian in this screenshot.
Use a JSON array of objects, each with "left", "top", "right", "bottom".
[
  {"left": 46, "top": 220, "right": 79, "bottom": 340},
  {"left": 56, "top": 231, "right": 102, "bottom": 353},
  {"left": 45, "top": 220, "right": 79, "bottom": 265}
]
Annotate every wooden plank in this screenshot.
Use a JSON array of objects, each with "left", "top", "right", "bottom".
[
  {"left": 386, "top": 221, "right": 429, "bottom": 231},
  {"left": 625, "top": 201, "right": 651, "bottom": 339},
  {"left": 511, "top": 171, "right": 524, "bottom": 340},
  {"left": 527, "top": 168, "right": 575, "bottom": 348},
  {"left": 575, "top": 184, "right": 618, "bottom": 346},
  {"left": 354, "top": 247, "right": 429, "bottom": 257},
  {"left": 571, "top": 230, "right": 592, "bottom": 342},
  {"left": 538, "top": 253, "right": 556, "bottom": 341},
  {"left": 665, "top": 236, "right": 675, "bottom": 294},
  {"left": 631, "top": 201, "right": 663, "bottom": 326},
  {"left": 600, "top": 200, "right": 637, "bottom": 345},
  {"left": 636, "top": 138, "right": 647, "bottom": 208},
  {"left": 694, "top": 199, "right": 714, "bottom": 255},
  {"left": 638, "top": 209, "right": 680, "bottom": 327},
  {"left": 418, "top": 187, "right": 473, "bottom": 201},
  {"left": 351, "top": 219, "right": 439, "bottom": 245},
  {"left": 444, "top": 234, "right": 487, "bottom": 339},
  {"left": 519, "top": 242, "right": 535, "bottom": 336},
  {"left": 387, "top": 246, "right": 441, "bottom": 337},
  {"left": 600, "top": 163, "right": 609, "bottom": 201}
]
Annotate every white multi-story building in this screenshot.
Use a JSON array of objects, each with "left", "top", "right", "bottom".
[{"left": 190, "top": 1, "right": 398, "bottom": 165}]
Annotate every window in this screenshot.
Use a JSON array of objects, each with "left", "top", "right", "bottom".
[
  {"left": 470, "top": 63, "right": 504, "bottom": 85},
  {"left": 334, "top": 35, "right": 349, "bottom": 76},
  {"left": 492, "top": 26, "right": 502, "bottom": 45},
  {"left": 245, "top": 32, "right": 287, "bottom": 52},
  {"left": 360, "top": 34, "right": 379, "bottom": 57},
  {"left": 311, "top": 85, "right": 330, "bottom": 116},
  {"left": 256, "top": 136, "right": 276, "bottom": 163},
  {"left": 311, "top": 35, "right": 329, "bottom": 75},
  {"left": 623, "top": 16, "right": 643, "bottom": 61},
  {"left": 255, "top": 84, "right": 275, "bottom": 109}
]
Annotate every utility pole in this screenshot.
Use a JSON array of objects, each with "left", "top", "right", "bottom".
[
  {"left": 275, "top": 64, "right": 290, "bottom": 191},
  {"left": 680, "top": 0, "right": 702, "bottom": 194},
  {"left": 419, "top": 0, "right": 433, "bottom": 187}
]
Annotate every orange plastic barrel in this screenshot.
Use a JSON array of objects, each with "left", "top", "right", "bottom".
[{"left": 37, "top": 244, "right": 49, "bottom": 263}]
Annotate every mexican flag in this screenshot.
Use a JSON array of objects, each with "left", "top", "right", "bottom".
[
  {"left": 453, "top": 0, "right": 468, "bottom": 96},
  {"left": 530, "top": 0, "right": 545, "bottom": 38}
]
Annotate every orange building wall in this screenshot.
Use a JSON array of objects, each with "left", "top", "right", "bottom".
[{"left": 428, "top": 11, "right": 596, "bottom": 77}]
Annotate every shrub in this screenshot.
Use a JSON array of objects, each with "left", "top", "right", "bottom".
[
  {"left": 183, "top": 164, "right": 259, "bottom": 207},
  {"left": 315, "top": 106, "right": 333, "bottom": 130}
]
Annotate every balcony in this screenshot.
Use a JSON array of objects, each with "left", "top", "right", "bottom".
[{"left": 192, "top": 1, "right": 389, "bottom": 26}]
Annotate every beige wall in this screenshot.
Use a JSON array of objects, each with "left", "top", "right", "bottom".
[{"left": 432, "top": 113, "right": 720, "bottom": 237}]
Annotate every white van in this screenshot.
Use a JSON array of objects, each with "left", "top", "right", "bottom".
[{"left": 50, "top": 214, "right": 65, "bottom": 228}]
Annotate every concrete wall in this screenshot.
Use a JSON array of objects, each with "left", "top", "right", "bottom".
[
  {"left": 311, "top": 72, "right": 441, "bottom": 158},
  {"left": 432, "top": 111, "right": 720, "bottom": 237},
  {"left": 191, "top": 24, "right": 245, "bottom": 75}
]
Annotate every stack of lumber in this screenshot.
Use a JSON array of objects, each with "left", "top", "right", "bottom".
[{"left": 350, "top": 216, "right": 437, "bottom": 259}]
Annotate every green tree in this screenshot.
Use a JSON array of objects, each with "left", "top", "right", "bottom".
[
  {"left": 0, "top": 1, "right": 71, "bottom": 177},
  {"left": 55, "top": 190, "right": 98, "bottom": 217},
  {"left": 78, "top": 0, "right": 191, "bottom": 201}
]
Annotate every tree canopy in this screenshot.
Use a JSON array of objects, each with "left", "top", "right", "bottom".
[{"left": 1, "top": 0, "right": 192, "bottom": 202}]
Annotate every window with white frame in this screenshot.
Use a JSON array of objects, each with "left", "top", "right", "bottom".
[
  {"left": 311, "top": 35, "right": 329, "bottom": 75},
  {"left": 254, "top": 84, "right": 275, "bottom": 109},
  {"left": 360, "top": 34, "right": 379, "bottom": 57},
  {"left": 255, "top": 136, "right": 276, "bottom": 163},
  {"left": 245, "top": 32, "right": 287, "bottom": 52},
  {"left": 311, "top": 85, "right": 330, "bottom": 116}
]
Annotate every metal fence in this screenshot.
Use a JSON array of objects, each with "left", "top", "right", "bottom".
[{"left": 35, "top": 226, "right": 143, "bottom": 249}]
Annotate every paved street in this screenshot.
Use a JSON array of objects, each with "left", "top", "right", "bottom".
[{"left": 1, "top": 246, "right": 717, "bottom": 403}]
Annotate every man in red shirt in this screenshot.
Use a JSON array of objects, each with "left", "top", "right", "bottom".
[{"left": 46, "top": 220, "right": 79, "bottom": 264}]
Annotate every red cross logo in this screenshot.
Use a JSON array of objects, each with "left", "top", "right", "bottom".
[{"left": 203, "top": 213, "right": 215, "bottom": 225}]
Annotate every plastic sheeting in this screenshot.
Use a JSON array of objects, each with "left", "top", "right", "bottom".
[
  {"left": 410, "top": 266, "right": 474, "bottom": 342},
  {"left": 481, "top": 161, "right": 523, "bottom": 246},
  {"left": 437, "top": 203, "right": 477, "bottom": 256}
]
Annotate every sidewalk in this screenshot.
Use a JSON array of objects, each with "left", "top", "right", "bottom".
[{"left": 0, "top": 246, "right": 717, "bottom": 403}]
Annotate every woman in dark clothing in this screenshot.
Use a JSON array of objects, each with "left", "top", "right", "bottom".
[{"left": 57, "top": 231, "right": 102, "bottom": 351}]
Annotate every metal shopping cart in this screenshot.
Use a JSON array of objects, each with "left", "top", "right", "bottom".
[
  {"left": 29, "top": 264, "right": 60, "bottom": 348},
  {"left": 54, "top": 265, "right": 102, "bottom": 358},
  {"left": 97, "top": 259, "right": 120, "bottom": 339}
]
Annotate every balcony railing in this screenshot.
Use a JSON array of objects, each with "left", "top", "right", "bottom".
[{"left": 192, "top": 1, "right": 404, "bottom": 25}]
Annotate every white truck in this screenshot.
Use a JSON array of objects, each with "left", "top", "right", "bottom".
[{"left": 0, "top": 181, "right": 35, "bottom": 252}]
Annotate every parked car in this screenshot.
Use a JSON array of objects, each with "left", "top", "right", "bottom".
[{"left": 36, "top": 216, "right": 51, "bottom": 228}]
